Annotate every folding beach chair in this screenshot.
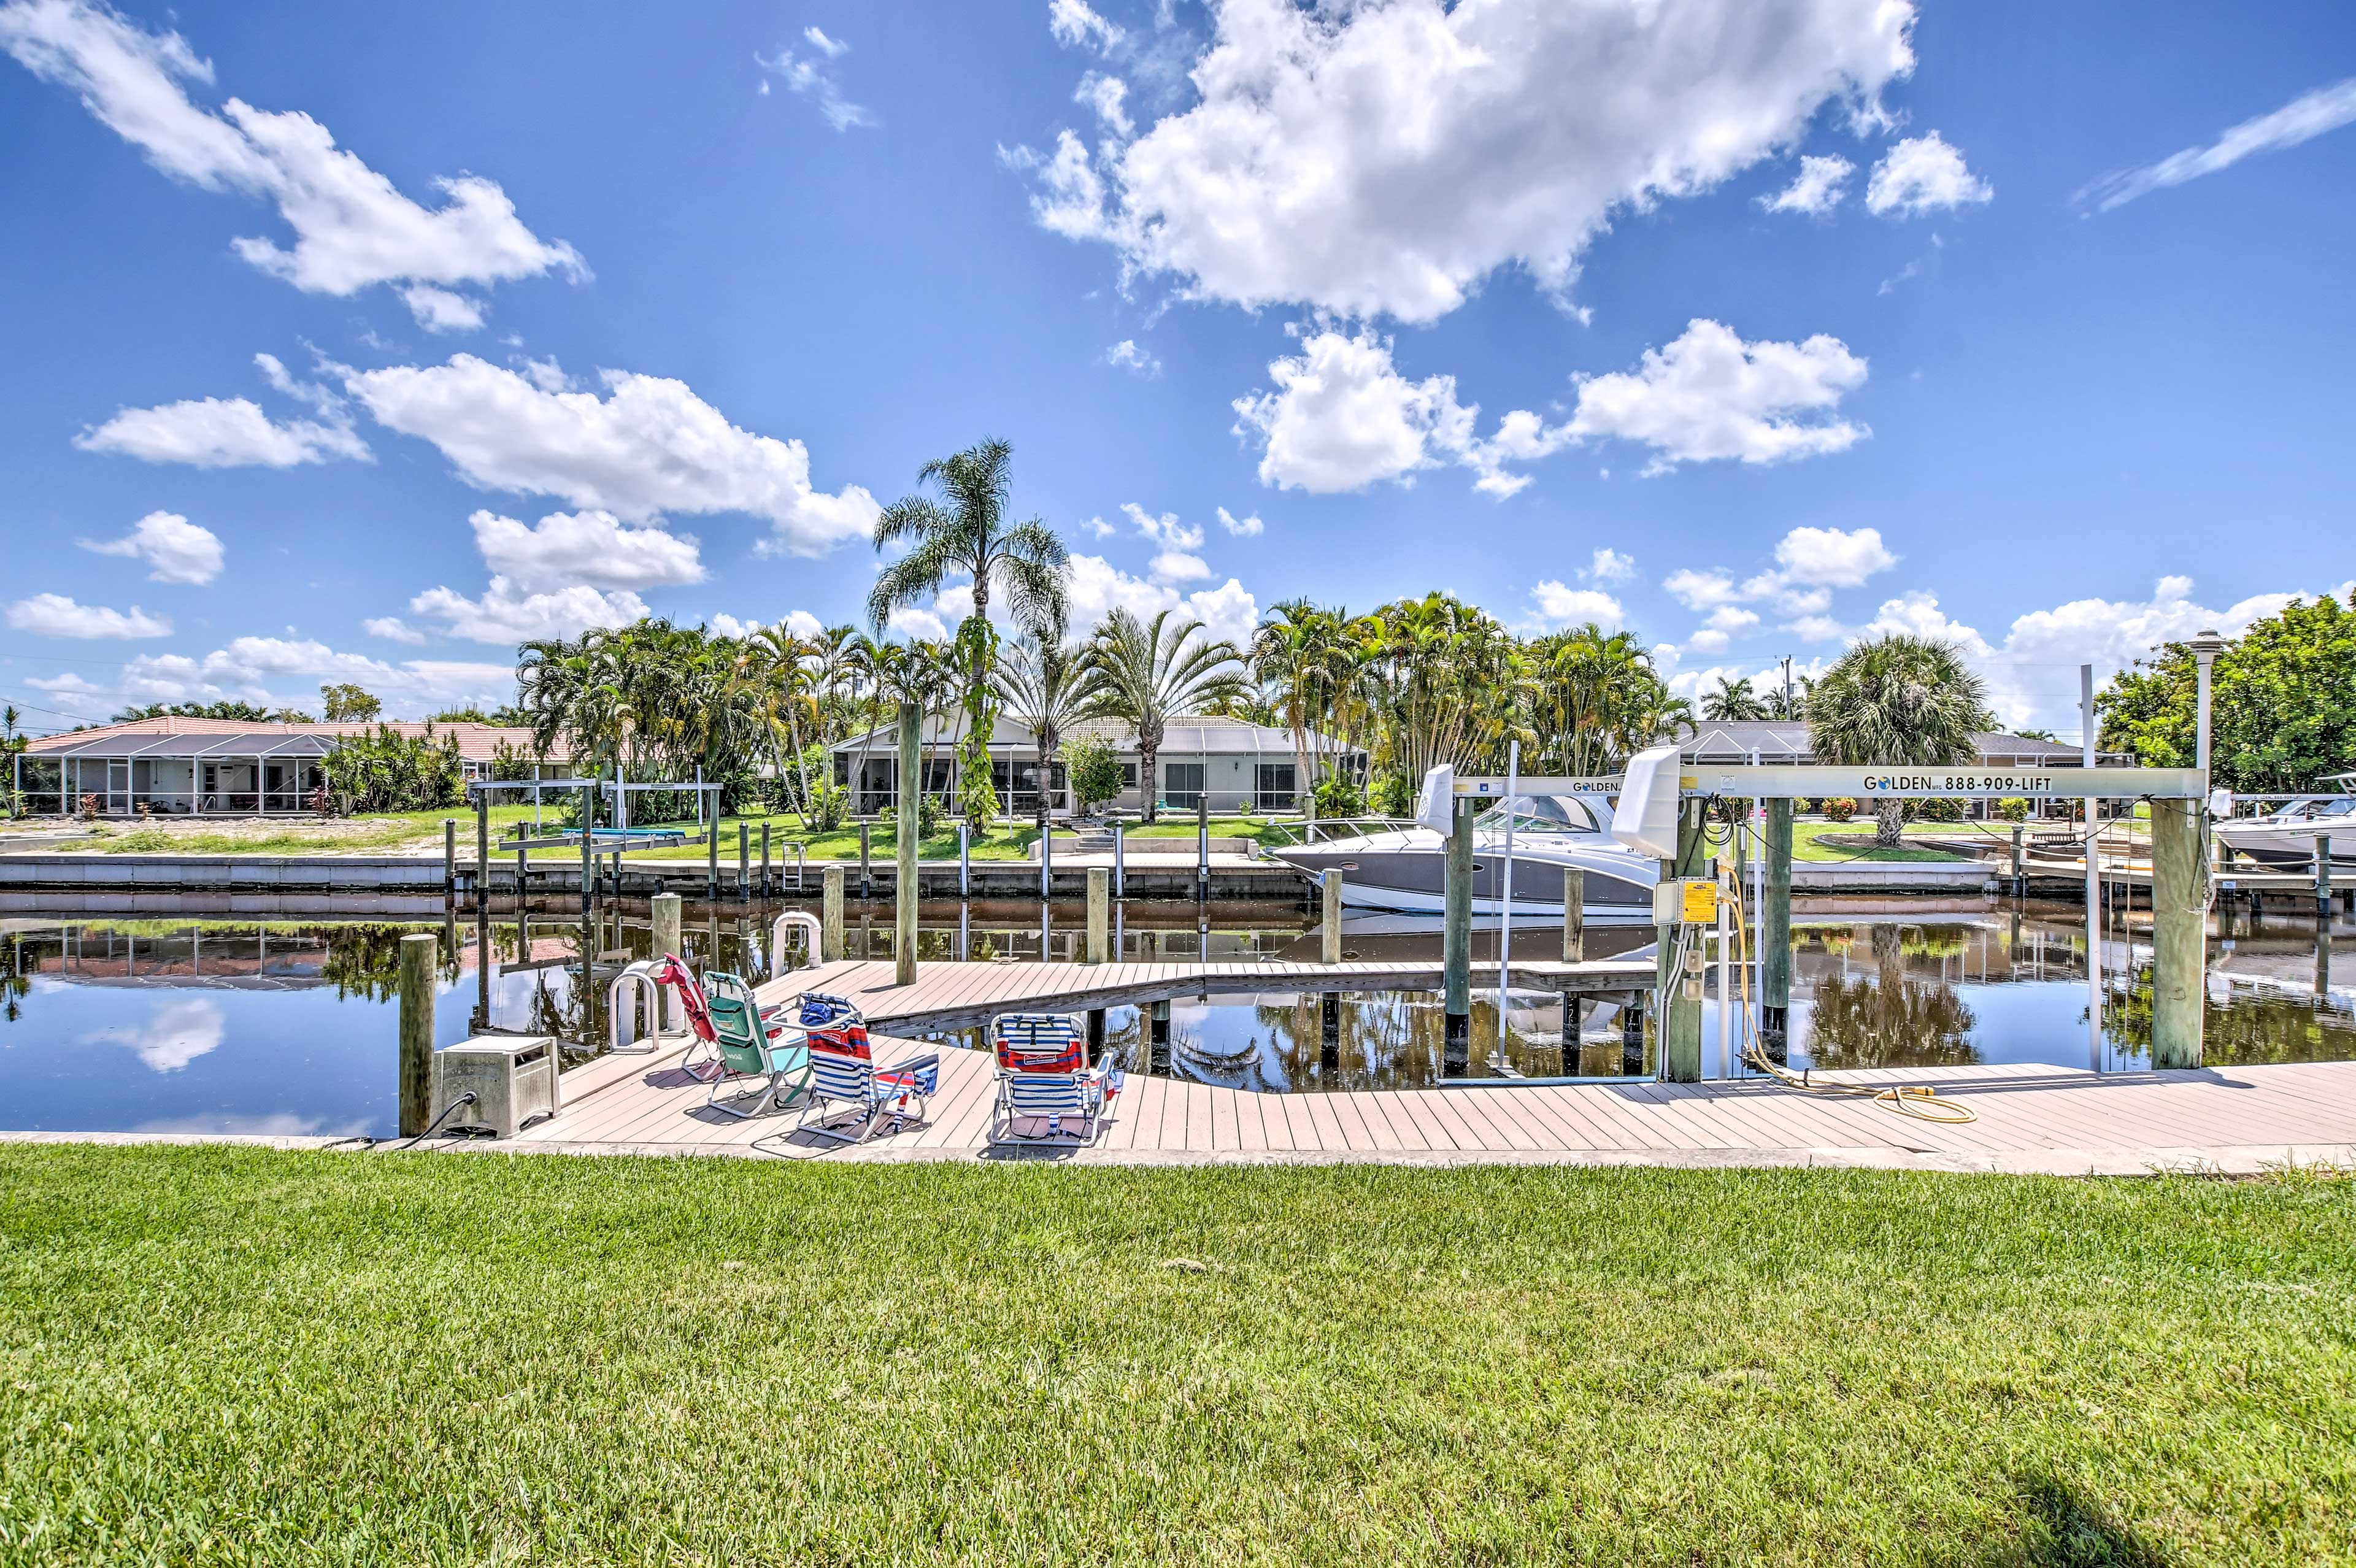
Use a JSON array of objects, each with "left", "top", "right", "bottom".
[
  {"left": 988, "top": 1012, "right": 1120, "bottom": 1147},
  {"left": 792, "top": 992, "right": 940, "bottom": 1145},
  {"left": 647, "top": 955, "right": 811, "bottom": 1118}
]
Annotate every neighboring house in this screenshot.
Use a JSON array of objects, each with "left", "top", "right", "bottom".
[
  {"left": 830, "top": 715, "right": 1363, "bottom": 817},
  {"left": 13, "top": 717, "right": 568, "bottom": 817},
  {"left": 1680, "top": 721, "right": 2130, "bottom": 819}
]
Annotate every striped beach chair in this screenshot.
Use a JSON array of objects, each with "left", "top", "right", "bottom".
[
  {"left": 988, "top": 1012, "right": 1120, "bottom": 1147},
  {"left": 645, "top": 955, "right": 811, "bottom": 1117},
  {"left": 791, "top": 992, "right": 939, "bottom": 1145}
]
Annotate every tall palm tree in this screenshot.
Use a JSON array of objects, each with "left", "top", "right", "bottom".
[
  {"left": 1079, "top": 609, "right": 1249, "bottom": 823},
  {"left": 1252, "top": 599, "right": 1360, "bottom": 802},
  {"left": 1703, "top": 675, "right": 1768, "bottom": 723},
  {"left": 997, "top": 626, "right": 1090, "bottom": 826},
  {"left": 1809, "top": 634, "right": 1994, "bottom": 847},
  {"left": 868, "top": 439, "right": 1068, "bottom": 826}
]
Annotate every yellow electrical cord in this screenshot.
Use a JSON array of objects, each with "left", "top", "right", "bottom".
[{"left": 1723, "top": 828, "right": 1979, "bottom": 1126}]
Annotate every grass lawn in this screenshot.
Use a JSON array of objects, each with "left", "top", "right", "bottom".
[
  {"left": 3, "top": 1149, "right": 2351, "bottom": 1565},
  {"left": 1792, "top": 820, "right": 1982, "bottom": 863},
  {"left": 604, "top": 813, "right": 1293, "bottom": 862}
]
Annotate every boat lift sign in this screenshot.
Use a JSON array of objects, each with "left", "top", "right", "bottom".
[
  {"left": 1682, "top": 766, "right": 2205, "bottom": 799},
  {"left": 1453, "top": 767, "right": 2204, "bottom": 799}
]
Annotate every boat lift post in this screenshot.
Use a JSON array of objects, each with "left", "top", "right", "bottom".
[{"left": 1438, "top": 751, "right": 2212, "bottom": 1081}]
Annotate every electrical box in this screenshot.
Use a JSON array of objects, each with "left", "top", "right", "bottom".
[
  {"left": 1650, "top": 878, "right": 1719, "bottom": 925},
  {"left": 433, "top": 1036, "right": 558, "bottom": 1138}
]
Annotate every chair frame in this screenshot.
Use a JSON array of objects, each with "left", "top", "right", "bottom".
[
  {"left": 698, "top": 970, "right": 814, "bottom": 1120},
  {"left": 988, "top": 1012, "right": 1118, "bottom": 1147},
  {"left": 791, "top": 993, "right": 940, "bottom": 1145}
]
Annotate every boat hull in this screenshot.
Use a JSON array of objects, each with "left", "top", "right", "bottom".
[
  {"left": 1272, "top": 839, "right": 1657, "bottom": 918},
  {"left": 2215, "top": 820, "right": 2356, "bottom": 867}
]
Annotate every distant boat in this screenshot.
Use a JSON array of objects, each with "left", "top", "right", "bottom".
[
  {"left": 1269, "top": 794, "right": 1658, "bottom": 916},
  {"left": 2215, "top": 777, "right": 2356, "bottom": 867}
]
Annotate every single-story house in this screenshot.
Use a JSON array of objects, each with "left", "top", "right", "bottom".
[
  {"left": 12, "top": 717, "right": 566, "bottom": 817},
  {"left": 1680, "top": 721, "right": 2130, "bottom": 819},
  {"left": 830, "top": 715, "right": 1363, "bottom": 817}
]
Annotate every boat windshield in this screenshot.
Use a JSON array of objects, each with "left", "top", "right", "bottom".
[
  {"left": 2268, "top": 801, "right": 2322, "bottom": 821},
  {"left": 1476, "top": 794, "right": 1602, "bottom": 835},
  {"left": 2314, "top": 799, "right": 2356, "bottom": 818}
]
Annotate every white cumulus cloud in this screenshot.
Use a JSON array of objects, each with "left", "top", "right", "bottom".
[
  {"left": 1760, "top": 153, "right": 1854, "bottom": 215},
  {"left": 1216, "top": 506, "right": 1263, "bottom": 537},
  {"left": 339, "top": 355, "right": 879, "bottom": 557},
  {"left": 1106, "top": 337, "right": 1160, "bottom": 375},
  {"left": 4, "top": 592, "right": 170, "bottom": 638},
  {"left": 79, "top": 510, "right": 224, "bottom": 584},
  {"left": 1587, "top": 547, "right": 1637, "bottom": 584},
  {"left": 1064, "top": 554, "right": 1259, "bottom": 648},
  {"left": 709, "top": 609, "right": 824, "bottom": 641},
  {"left": 1526, "top": 582, "right": 1624, "bottom": 631},
  {"left": 1048, "top": 0, "right": 1123, "bottom": 53},
  {"left": 1865, "top": 131, "right": 1992, "bottom": 218},
  {"left": 29, "top": 637, "right": 514, "bottom": 713},
  {"left": 468, "top": 509, "right": 704, "bottom": 593},
  {"left": 1565, "top": 319, "right": 1869, "bottom": 473},
  {"left": 1018, "top": 0, "right": 1916, "bottom": 322},
  {"left": 0, "top": 0, "right": 583, "bottom": 327}
]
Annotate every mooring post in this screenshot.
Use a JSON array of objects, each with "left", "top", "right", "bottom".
[
  {"left": 472, "top": 796, "right": 493, "bottom": 1031},
  {"left": 822, "top": 864, "right": 845, "bottom": 962},
  {"left": 2149, "top": 798, "right": 2205, "bottom": 1069},
  {"left": 651, "top": 890, "right": 682, "bottom": 964},
  {"left": 1087, "top": 866, "right": 1110, "bottom": 963},
  {"left": 895, "top": 702, "right": 920, "bottom": 986},
  {"left": 1150, "top": 997, "right": 1171, "bottom": 1045},
  {"left": 1660, "top": 799, "right": 1706, "bottom": 1083},
  {"left": 2319, "top": 836, "right": 2335, "bottom": 923},
  {"left": 1761, "top": 797, "right": 1793, "bottom": 1063},
  {"left": 760, "top": 820, "right": 771, "bottom": 896},
  {"left": 1113, "top": 821, "right": 1125, "bottom": 899},
  {"left": 1039, "top": 815, "right": 1052, "bottom": 901},
  {"left": 706, "top": 813, "right": 719, "bottom": 902},
  {"left": 2010, "top": 824, "right": 2025, "bottom": 898},
  {"left": 1620, "top": 990, "right": 1644, "bottom": 1075},
  {"left": 1563, "top": 868, "right": 1585, "bottom": 962},
  {"left": 957, "top": 820, "right": 969, "bottom": 898},
  {"left": 397, "top": 931, "right": 436, "bottom": 1138},
  {"left": 515, "top": 843, "right": 527, "bottom": 905},
  {"left": 1442, "top": 795, "right": 1475, "bottom": 1057},
  {"left": 738, "top": 821, "right": 749, "bottom": 898},
  {"left": 442, "top": 818, "right": 456, "bottom": 911},
  {"left": 859, "top": 820, "right": 872, "bottom": 899},
  {"left": 1322, "top": 869, "right": 1343, "bottom": 966}
]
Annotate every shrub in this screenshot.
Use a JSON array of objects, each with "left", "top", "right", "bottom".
[
  {"left": 319, "top": 724, "right": 465, "bottom": 815},
  {"left": 1063, "top": 736, "right": 1124, "bottom": 813},
  {"left": 1910, "top": 797, "right": 1966, "bottom": 823},
  {"left": 1369, "top": 770, "right": 1417, "bottom": 819},
  {"left": 1996, "top": 796, "right": 2031, "bottom": 823},
  {"left": 1312, "top": 770, "right": 1366, "bottom": 818},
  {"left": 803, "top": 781, "right": 847, "bottom": 832},
  {"left": 880, "top": 794, "right": 942, "bottom": 840},
  {"left": 1823, "top": 797, "right": 1857, "bottom": 823},
  {"left": 958, "top": 765, "right": 1001, "bottom": 833}
]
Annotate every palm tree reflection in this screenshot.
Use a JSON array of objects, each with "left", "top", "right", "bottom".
[{"left": 1803, "top": 923, "right": 1978, "bottom": 1069}]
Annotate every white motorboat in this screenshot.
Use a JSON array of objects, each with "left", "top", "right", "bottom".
[
  {"left": 1268, "top": 794, "right": 1659, "bottom": 917},
  {"left": 2214, "top": 780, "right": 2356, "bottom": 867}
]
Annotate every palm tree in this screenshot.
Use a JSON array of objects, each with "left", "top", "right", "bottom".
[
  {"left": 1079, "top": 609, "right": 1249, "bottom": 822},
  {"left": 997, "top": 625, "right": 1090, "bottom": 826},
  {"left": 868, "top": 439, "right": 1068, "bottom": 826},
  {"left": 1809, "top": 634, "right": 1995, "bottom": 847},
  {"left": 1703, "top": 675, "right": 1768, "bottom": 723},
  {"left": 1253, "top": 599, "right": 1360, "bottom": 805}
]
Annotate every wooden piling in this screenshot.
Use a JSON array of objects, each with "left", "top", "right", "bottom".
[
  {"left": 760, "top": 821, "right": 771, "bottom": 896},
  {"left": 442, "top": 819, "right": 456, "bottom": 910},
  {"left": 822, "top": 865, "right": 845, "bottom": 962},
  {"left": 397, "top": 931, "right": 436, "bottom": 1137},
  {"left": 738, "top": 821, "right": 749, "bottom": 897},
  {"left": 706, "top": 815, "right": 719, "bottom": 902},
  {"left": 1660, "top": 799, "right": 1706, "bottom": 1083},
  {"left": 651, "top": 891, "right": 682, "bottom": 964},
  {"left": 2149, "top": 799, "right": 2205, "bottom": 1069},
  {"left": 1562, "top": 868, "right": 1584, "bottom": 961},
  {"left": 2320, "top": 835, "right": 2336, "bottom": 923},
  {"left": 895, "top": 702, "right": 920, "bottom": 986},
  {"left": 1322, "top": 869, "right": 1343, "bottom": 966},
  {"left": 1087, "top": 866, "right": 1111, "bottom": 963}
]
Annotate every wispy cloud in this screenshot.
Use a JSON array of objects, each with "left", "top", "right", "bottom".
[
  {"left": 757, "top": 34, "right": 870, "bottom": 131},
  {"left": 2079, "top": 77, "right": 2356, "bottom": 212}
]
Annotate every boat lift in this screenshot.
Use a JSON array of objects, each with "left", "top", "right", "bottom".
[{"left": 1431, "top": 747, "right": 2215, "bottom": 1082}]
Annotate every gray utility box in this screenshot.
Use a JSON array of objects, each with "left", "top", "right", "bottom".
[{"left": 433, "top": 1036, "right": 559, "bottom": 1137}]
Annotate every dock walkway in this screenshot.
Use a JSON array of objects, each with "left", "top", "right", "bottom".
[{"left": 517, "top": 958, "right": 2356, "bottom": 1175}]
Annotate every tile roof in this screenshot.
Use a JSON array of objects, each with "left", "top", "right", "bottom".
[{"left": 24, "top": 717, "right": 558, "bottom": 763}]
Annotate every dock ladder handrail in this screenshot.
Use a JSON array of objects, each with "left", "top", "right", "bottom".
[
  {"left": 607, "top": 958, "right": 685, "bottom": 1056},
  {"left": 771, "top": 910, "right": 822, "bottom": 977}
]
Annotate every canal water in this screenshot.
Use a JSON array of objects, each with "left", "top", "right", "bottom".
[{"left": 2, "top": 902, "right": 2348, "bottom": 1136}]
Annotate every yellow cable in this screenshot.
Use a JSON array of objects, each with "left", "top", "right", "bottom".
[{"left": 1725, "top": 824, "right": 1977, "bottom": 1126}]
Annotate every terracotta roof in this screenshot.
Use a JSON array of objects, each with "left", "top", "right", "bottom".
[{"left": 24, "top": 718, "right": 558, "bottom": 763}]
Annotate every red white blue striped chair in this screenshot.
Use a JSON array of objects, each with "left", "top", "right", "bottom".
[
  {"left": 988, "top": 1012, "right": 1120, "bottom": 1147},
  {"left": 790, "top": 992, "right": 939, "bottom": 1145}
]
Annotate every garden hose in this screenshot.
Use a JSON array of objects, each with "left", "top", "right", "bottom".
[{"left": 1722, "top": 821, "right": 1978, "bottom": 1126}]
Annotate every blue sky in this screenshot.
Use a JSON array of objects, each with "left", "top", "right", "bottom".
[{"left": 4, "top": 0, "right": 2354, "bottom": 737}]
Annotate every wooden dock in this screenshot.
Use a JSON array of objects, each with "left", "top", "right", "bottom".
[{"left": 507, "top": 956, "right": 2356, "bottom": 1175}]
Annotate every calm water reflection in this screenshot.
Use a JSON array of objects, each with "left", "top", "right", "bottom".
[{"left": 1, "top": 899, "right": 2348, "bottom": 1132}]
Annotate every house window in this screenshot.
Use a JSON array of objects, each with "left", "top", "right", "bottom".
[
  {"left": 1165, "top": 761, "right": 1205, "bottom": 810},
  {"left": 1120, "top": 763, "right": 1137, "bottom": 792},
  {"left": 1255, "top": 763, "right": 1298, "bottom": 812}
]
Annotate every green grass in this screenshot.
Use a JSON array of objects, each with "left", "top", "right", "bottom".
[
  {"left": 3, "top": 1148, "right": 2352, "bottom": 1565},
  {"left": 1793, "top": 820, "right": 1977, "bottom": 863}
]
